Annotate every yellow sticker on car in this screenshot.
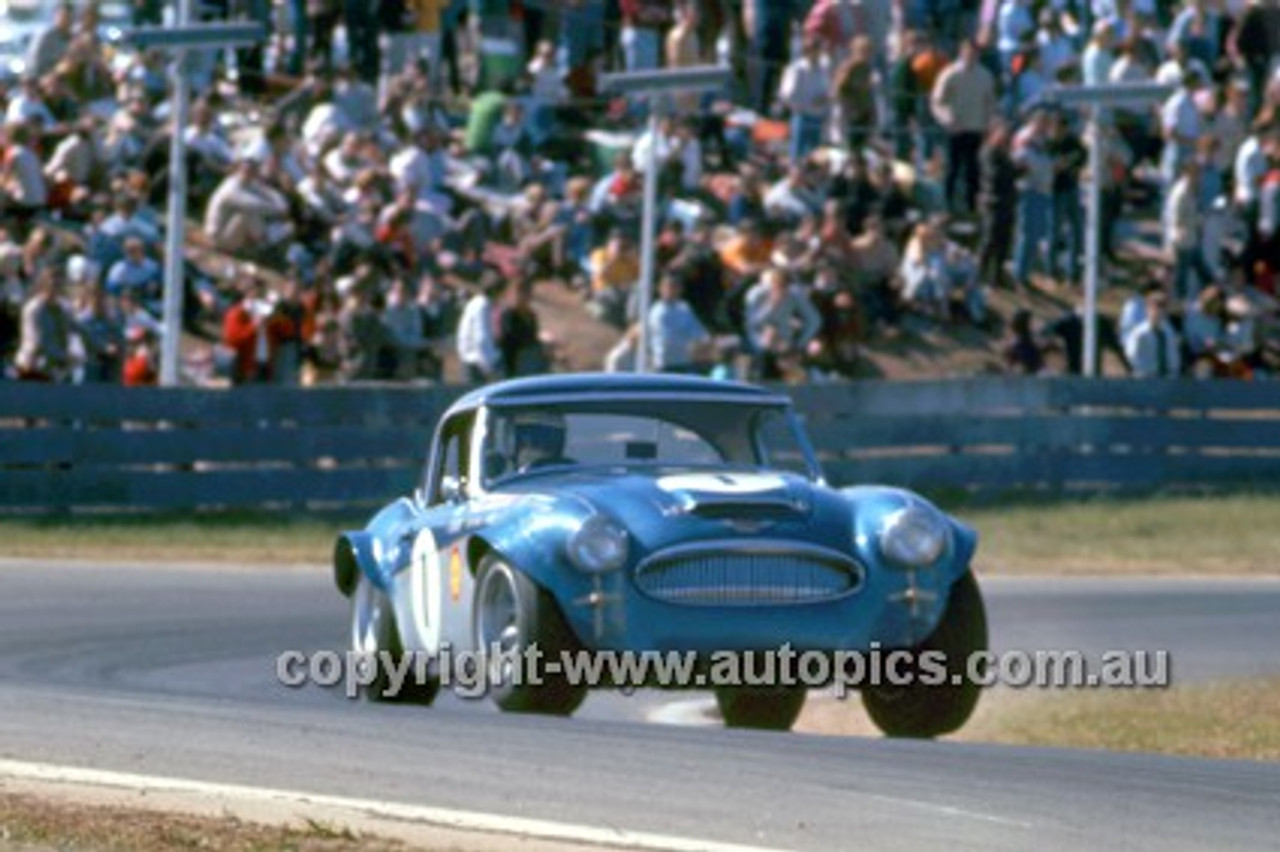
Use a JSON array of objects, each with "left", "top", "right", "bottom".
[{"left": 449, "top": 547, "right": 462, "bottom": 601}]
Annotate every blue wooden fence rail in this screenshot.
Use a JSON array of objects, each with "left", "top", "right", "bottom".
[{"left": 2, "top": 379, "right": 1278, "bottom": 513}]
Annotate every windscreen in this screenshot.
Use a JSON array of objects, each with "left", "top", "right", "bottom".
[{"left": 482, "top": 400, "right": 815, "bottom": 486}]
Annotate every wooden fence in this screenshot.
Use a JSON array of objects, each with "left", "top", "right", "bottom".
[{"left": 2, "top": 379, "right": 1278, "bottom": 514}]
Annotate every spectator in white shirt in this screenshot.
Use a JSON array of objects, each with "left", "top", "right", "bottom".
[
  {"left": 456, "top": 275, "right": 503, "bottom": 383},
  {"left": 631, "top": 115, "right": 676, "bottom": 176},
  {"left": 1, "top": 124, "right": 49, "bottom": 217},
  {"left": 1081, "top": 20, "right": 1116, "bottom": 86},
  {"left": 1159, "top": 68, "right": 1207, "bottom": 186},
  {"left": 5, "top": 77, "right": 57, "bottom": 129},
  {"left": 648, "top": 274, "right": 709, "bottom": 372},
  {"left": 1036, "top": 10, "right": 1077, "bottom": 81},
  {"left": 1163, "top": 158, "right": 1215, "bottom": 302},
  {"left": 204, "top": 159, "right": 293, "bottom": 255},
  {"left": 1124, "top": 290, "right": 1183, "bottom": 378},
  {"left": 390, "top": 128, "right": 448, "bottom": 201},
  {"left": 779, "top": 37, "right": 832, "bottom": 164}
]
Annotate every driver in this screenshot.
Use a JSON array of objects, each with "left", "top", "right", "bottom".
[{"left": 512, "top": 412, "right": 572, "bottom": 472}]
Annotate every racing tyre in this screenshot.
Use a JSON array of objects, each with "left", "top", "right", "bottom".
[
  {"left": 474, "top": 555, "right": 588, "bottom": 716},
  {"left": 861, "top": 571, "right": 987, "bottom": 739},
  {"left": 715, "top": 686, "right": 808, "bottom": 731},
  {"left": 350, "top": 573, "right": 441, "bottom": 705}
]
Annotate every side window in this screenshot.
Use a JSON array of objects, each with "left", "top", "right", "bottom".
[{"left": 429, "top": 413, "right": 474, "bottom": 504}]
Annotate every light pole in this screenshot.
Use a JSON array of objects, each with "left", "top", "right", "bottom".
[
  {"left": 598, "top": 65, "right": 733, "bottom": 373},
  {"left": 161, "top": 0, "right": 193, "bottom": 388},
  {"left": 123, "top": 20, "right": 268, "bottom": 385},
  {"left": 1044, "top": 82, "right": 1173, "bottom": 377}
]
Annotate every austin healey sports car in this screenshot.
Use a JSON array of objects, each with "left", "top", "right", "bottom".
[{"left": 334, "top": 374, "right": 987, "bottom": 736}]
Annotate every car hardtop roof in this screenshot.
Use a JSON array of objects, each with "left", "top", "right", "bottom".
[{"left": 446, "top": 373, "right": 791, "bottom": 416}]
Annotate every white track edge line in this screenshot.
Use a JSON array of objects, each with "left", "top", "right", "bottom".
[{"left": 0, "top": 759, "right": 783, "bottom": 852}]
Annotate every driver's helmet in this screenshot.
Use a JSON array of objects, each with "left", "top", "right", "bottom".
[{"left": 512, "top": 411, "right": 568, "bottom": 468}]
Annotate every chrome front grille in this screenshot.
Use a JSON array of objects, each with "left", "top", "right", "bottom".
[{"left": 634, "top": 543, "right": 863, "bottom": 606}]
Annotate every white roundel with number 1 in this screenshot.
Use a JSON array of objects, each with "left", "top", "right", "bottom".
[
  {"left": 656, "top": 473, "right": 788, "bottom": 495},
  {"left": 407, "top": 528, "right": 443, "bottom": 655}
]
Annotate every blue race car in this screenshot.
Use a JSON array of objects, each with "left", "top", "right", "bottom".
[{"left": 334, "top": 373, "right": 987, "bottom": 736}]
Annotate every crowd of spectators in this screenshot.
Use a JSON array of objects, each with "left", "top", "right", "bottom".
[{"left": 2, "top": 0, "right": 1279, "bottom": 388}]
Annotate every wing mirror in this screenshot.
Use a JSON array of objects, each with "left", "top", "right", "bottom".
[{"left": 439, "top": 475, "right": 466, "bottom": 504}]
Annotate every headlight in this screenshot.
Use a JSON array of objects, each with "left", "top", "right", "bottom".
[
  {"left": 567, "top": 516, "right": 628, "bottom": 573},
  {"left": 878, "top": 506, "right": 949, "bottom": 567}
]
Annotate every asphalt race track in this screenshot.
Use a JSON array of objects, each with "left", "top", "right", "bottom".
[{"left": 0, "top": 560, "right": 1278, "bottom": 851}]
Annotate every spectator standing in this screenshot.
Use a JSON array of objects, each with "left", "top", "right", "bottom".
[
  {"left": 1164, "top": 158, "right": 1216, "bottom": 302},
  {"left": 648, "top": 273, "right": 710, "bottom": 372},
  {"left": 1, "top": 124, "right": 51, "bottom": 232},
  {"left": 931, "top": 38, "right": 997, "bottom": 215},
  {"left": 621, "top": 0, "right": 675, "bottom": 72},
  {"left": 588, "top": 231, "right": 641, "bottom": 329},
  {"left": 667, "top": 2, "right": 702, "bottom": 76},
  {"left": 978, "top": 120, "right": 1017, "bottom": 289},
  {"left": 14, "top": 269, "right": 71, "bottom": 382},
  {"left": 121, "top": 328, "right": 159, "bottom": 386},
  {"left": 221, "top": 275, "right": 297, "bottom": 385},
  {"left": 26, "top": 2, "right": 74, "bottom": 78},
  {"left": 804, "top": 0, "right": 866, "bottom": 65},
  {"left": 745, "top": 0, "right": 796, "bottom": 113},
  {"left": 75, "top": 285, "right": 125, "bottom": 384},
  {"left": 338, "top": 283, "right": 398, "bottom": 381},
  {"left": 1082, "top": 20, "right": 1116, "bottom": 86},
  {"left": 498, "top": 280, "right": 549, "bottom": 378},
  {"left": 1231, "top": 0, "right": 1280, "bottom": 118},
  {"left": 832, "top": 36, "right": 879, "bottom": 154},
  {"left": 384, "top": 0, "right": 448, "bottom": 91},
  {"left": 1047, "top": 111, "right": 1086, "bottom": 285},
  {"left": 1011, "top": 110, "right": 1054, "bottom": 291},
  {"left": 456, "top": 274, "right": 503, "bottom": 383},
  {"left": 345, "top": 0, "right": 381, "bottom": 85},
  {"left": 1160, "top": 68, "right": 1207, "bottom": 188},
  {"left": 888, "top": 30, "right": 923, "bottom": 161},
  {"left": 1125, "top": 291, "right": 1183, "bottom": 377},
  {"left": 995, "top": 0, "right": 1035, "bottom": 83},
  {"left": 779, "top": 37, "right": 833, "bottom": 165}
]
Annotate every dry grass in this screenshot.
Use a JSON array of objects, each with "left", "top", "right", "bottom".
[
  {"left": 951, "top": 493, "right": 1280, "bottom": 576},
  {"left": 0, "top": 793, "right": 411, "bottom": 852},
  {"left": 797, "top": 678, "right": 1280, "bottom": 761},
  {"left": 0, "top": 513, "right": 355, "bottom": 567}
]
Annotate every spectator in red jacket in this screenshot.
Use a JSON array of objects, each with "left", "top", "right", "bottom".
[
  {"left": 221, "top": 273, "right": 299, "bottom": 384},
  {"left": 121, "top": 327, "right": 158, "bottom": 386}
]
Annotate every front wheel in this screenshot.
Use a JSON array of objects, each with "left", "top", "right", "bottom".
[
  {"left": 350, "top": 573, "right": 440, "bottom": 705},
  {"left": 473, "top": 555, "right": 588, "bottom": 716},
  {"left": 861, "top": 571, "right": 988, "bottom": 738},
  {"left": 715, "top": 686, "right": 808, "bottom": 731}
]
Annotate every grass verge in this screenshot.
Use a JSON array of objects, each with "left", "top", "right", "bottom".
[
  {"left": 949, "top": 493, "right": 1280, "bottom": 575},
  {"left": 797, "top": 677, "right": 1280, "bottom": 761},
  {"left": 0, "top": 793, "right": 408, "bottom": 852},
  {"left": 0, "top": 512, "right": 357, "bottom": 566},
  {"left": 2, "top": 493, "right": 1279, "bottom": 575}
]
